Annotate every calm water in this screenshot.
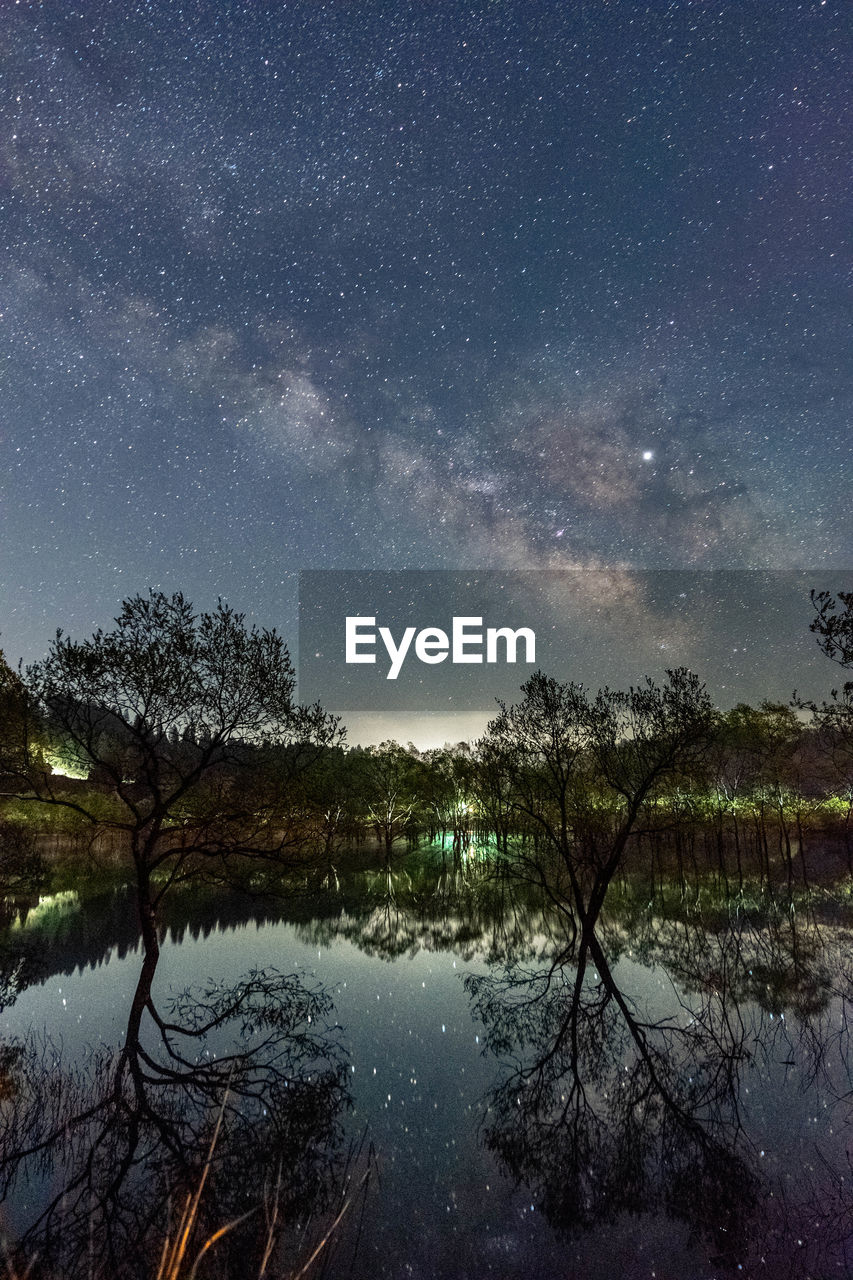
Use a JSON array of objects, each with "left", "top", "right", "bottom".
[{"left": 2, "top": 848, "right": 853, "bottom": 1278}]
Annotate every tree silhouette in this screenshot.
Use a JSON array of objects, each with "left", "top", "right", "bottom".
[
  {"left": 811, "top": 589, "right": 853, "bottom": 677},
  {"left": 351, "top": 741, "right": 421, "bottom": 854},
  {"left": 0, "top": 646, "right": 32, "bottom": 784},
  {"left": 478, "top": 668, "right": 714, "bottom": 945},
  {"left": 18, "top": 591, "right": 342, "bottom": 945},
  {"left": 806, "top": 591, "right": 853, "bottom": 870}
]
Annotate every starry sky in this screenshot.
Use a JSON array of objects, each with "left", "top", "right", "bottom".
[{"left": 1, "top": 1, "right": 850, "bottom": 741}]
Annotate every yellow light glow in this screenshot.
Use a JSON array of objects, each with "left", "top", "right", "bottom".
[{"left": 45, "top": 753, "right": 89, "bottom": 780}]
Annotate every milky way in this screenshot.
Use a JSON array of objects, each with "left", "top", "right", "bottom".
[{"left": 1, "top": 1, "right": 850, "bottom": 735}]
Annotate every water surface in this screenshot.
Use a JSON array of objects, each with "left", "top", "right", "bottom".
[{"left": 2, "top": 849, "right": 852, "bottom": 1278}]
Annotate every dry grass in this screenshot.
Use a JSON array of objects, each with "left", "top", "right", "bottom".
[
  {"left": 1, "top": 1084, "right": 374, "bottom": 1280},
  {"left": 154, "top": 1086, "right": 258, "bottom": 1280},
  {"left": 155, "top": 1114, "right": 373, "bottom": 1280}
]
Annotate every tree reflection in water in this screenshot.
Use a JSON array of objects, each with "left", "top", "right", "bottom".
[
  {"left": 10, "top": 851, "right": 853, "bottom": 1276},
  {"left": 299, "top": 847, "right": 555, "bottom": 969},
  {"left": 463, "top": 884, "right": 853, "bottom": 1276},
  {"left": 468, "top": 941, "right": 761, "bottom": 1256},
  {"left": 0, "top": 940, "right": 356, "bottom": 1279}
]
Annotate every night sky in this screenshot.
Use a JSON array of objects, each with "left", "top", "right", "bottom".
[{"left": 2, "top": 1, "right": 850, "bottom": 741}]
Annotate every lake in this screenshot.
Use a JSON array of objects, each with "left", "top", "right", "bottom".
[{"left": 1, "top": 845, "right": 852, "bottom": 1278}]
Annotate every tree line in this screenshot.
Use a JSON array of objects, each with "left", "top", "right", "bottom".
[{"left": 0, "top": 589, "right": 851, "bottom": 924}]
